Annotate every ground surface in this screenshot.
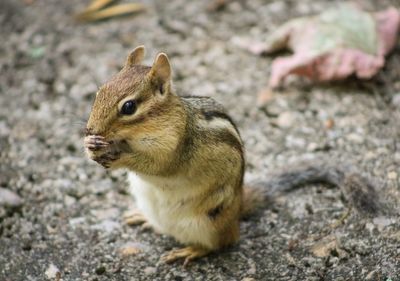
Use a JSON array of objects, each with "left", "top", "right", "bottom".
[{"left": 1, "top": 0, "right": 400, "bottom": 280}]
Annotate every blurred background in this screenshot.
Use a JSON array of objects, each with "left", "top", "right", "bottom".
[{"left": 1, "top": 0, "right": 399, "bottom": 280}]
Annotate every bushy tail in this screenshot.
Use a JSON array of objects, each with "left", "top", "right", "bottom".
[{"left": 241, "top": 163, "right": 382, "bottom": 217}]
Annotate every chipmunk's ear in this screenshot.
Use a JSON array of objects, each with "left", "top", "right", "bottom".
[
  {"left": 125, "top": 45, "right": 145, "bottom": 67},
  {"left": 149, "top": 53, "right": 171, "bottom": 85}
]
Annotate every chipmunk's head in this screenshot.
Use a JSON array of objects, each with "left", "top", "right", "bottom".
[{"left": 85, "top": 46, "right": 184, "bottom": 170}]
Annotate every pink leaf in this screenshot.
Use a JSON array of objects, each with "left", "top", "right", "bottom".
[{"left": 263, "top": 5, "right": 400, "bottom": 88}]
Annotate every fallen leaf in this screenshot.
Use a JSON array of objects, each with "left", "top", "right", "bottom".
[
  {"left": 239, "top": 5, "right": 400, "bottom": 88},
  {"left": 311, "top": 235, "right": 338, "bottom": 257},
  {"left": 80, "top": 0, "right": 115, "bottom": 14},
  {"left": 119, "top": 244, "right": 142, "bottom": 257},
  {"left": 76, "top": 3, "right": 145, "bottom": 22},
  {"left": 257, "top": 87, "right": 275, "bottom": 105}
]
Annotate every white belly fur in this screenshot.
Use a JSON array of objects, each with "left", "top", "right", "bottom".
[{"left": 127, "top": 172, "right": 217, "bottom": 249}]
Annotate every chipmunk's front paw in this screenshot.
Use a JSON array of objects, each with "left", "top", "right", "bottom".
[
  {"left": 84, "top": 135, "right": 121, "bottom": 168},
  {"left": 123, "top": 209, "right": 159, "bottom": 233},
  {"left": 84, "top": 135, "right": 109, "bottom": 151}
]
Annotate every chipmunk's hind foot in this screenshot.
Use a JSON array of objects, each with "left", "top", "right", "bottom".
[
  {"left": 123, "top": 208, "right": 147, "bottom": 225},
  {"left": 161, "top": 246, "right": 210, "bottom": 267}
]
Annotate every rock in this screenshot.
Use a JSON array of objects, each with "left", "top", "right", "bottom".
[
  {"left": 90, "top": 219, "right": 119, "bottom": 233},
  {"left": 246, "top": 260, "right": 256, "bottom": 275},
  {"left": 388, "top": 231, "right": 400, "bottom": 242},
  {"left": 392, "top": 93, "right": 400, "bottom": 107},
  {"left": 366, "top": 270, "right": 377, "bottom": 280},
  {"left": 285, "top": 135, "right": 306, "bottom": 148},
  {"left": 276, "top": 111, "right": 296, "bottom": 128},
  {"left": 387, "top": 171, "right": 397, "bottom": 180},
  {"left": 311, "top": 235, "right": 339, "bottom": 258},
  {"left": 365, "top": 222, "right": 375, "bottom": 232},
  {"left": 0, "top": 187, "right": 23, "bottom": 208},
  {"left": 91, "top": 208, "right": 119, "bottom": 221},
  {"left": 346, "top": 133, "right": 364, "bottom": 144},
  {"left": 45, "top": 264, "right": 60, "bottom": 280},
  {"left": 306, "top": 142, "right": 318, "bottom": 151},
  {"left": 143, "top": 267, "right": 156, "bottom": 275},
  {"left": 95, "top": 265, "right": 106, "bottom": 275},
  {"left": 325, "top": 118, "right": 335, "bottom": 129},
  {"left": 353, "top": 241, "right": 371, "bottom": 255},
  {"left": 0, "top": 207, "right": 6, "bottom": 218},
  {"left": 93, "top": 178, "right": 113, "bottom": 195},
  {"left": 373, "top": 216, "right": 393, "bottom": 231},
  {"left": 64, "top": 195, "right": 77, "bottom": 206},
  {"left": 120, "top": 245, "right": 141, "bottom": 257},
  {"left": 119, "top": 242, "right": 148, "bottom": 257},
  {"left": 69, "top": 217, "right": 86, "bottom": 228}
]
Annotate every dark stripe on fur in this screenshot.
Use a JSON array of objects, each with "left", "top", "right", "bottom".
[
  {"left": 208, "top": 129, "right": 243, "bottom": 154},
  {"left": 201, "top": 110, "right": 240, "bottom": 136}
]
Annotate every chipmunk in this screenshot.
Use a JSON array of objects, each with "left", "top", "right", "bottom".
[{"left": 84, "top": 46, "right": 381, "bottom": 266}]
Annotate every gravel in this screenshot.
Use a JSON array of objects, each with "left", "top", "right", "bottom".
[{"left": 1, "top": 0, "right": 399, "bottom": 280}]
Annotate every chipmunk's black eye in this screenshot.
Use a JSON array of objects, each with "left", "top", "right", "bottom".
[{"left": 121, "top": 100, "right": 136, "bottom": 115}]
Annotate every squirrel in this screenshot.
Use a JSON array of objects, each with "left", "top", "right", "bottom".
[{"left": 84, "top": 46, "right": 381, "bottom": 266}]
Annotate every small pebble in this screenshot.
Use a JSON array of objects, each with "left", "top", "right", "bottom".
[
  {"left": 120, "top": 245, "right": 141, "bottom": 257},
  {"left": 45, "top": 264, "right": 60, "bottom": 280},
  {"left": 325, "top": 118, "right": 335, "bottom": 129},
  {"left": 366, "top": 270, "right": 377, "bottom": 280},
  {"left": 0, "top": 188, "right": 23, "bottom": 208},
  {"left": 247, "top": 260, "right": 256, "bottom": 275},
  {"left": 91, "top": 208, "right": 119, "bottom": 220},
  {"left": 311, "top": 236, "right": 338, "bottom": 258},
  {"left": 276, "top": 111, "right": 296, "bottom": 128},
  {"left": 307, "top": 142, "right": 319, "bottom": 151},
  {"left": 95, "top": 265, "right": 106, "bottom": 275},
  {"left": 392, "top": 93, "right": 400, "bottom": 107},
  {"left": 387, "top": 171, "right": 397, "bottom": 180},
  {"left": 144, "top": 266, "right": 157, "bottom": 275},
  {"left": 373, "top": 216, "right": 393, "bottom": 231},
  {"left": 90, "top": 220, "right": 119, "bottom": 233}
]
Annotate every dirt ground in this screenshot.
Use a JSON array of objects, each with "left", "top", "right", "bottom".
[{"left": 1, "top": 0, "right": 400, "bottom": 280}]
